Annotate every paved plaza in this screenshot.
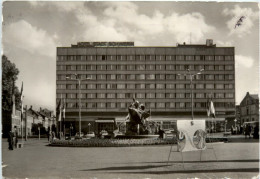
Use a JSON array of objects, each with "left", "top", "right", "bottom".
[{"left": 2, "top": 138, "right": 259, "bottom": 179}]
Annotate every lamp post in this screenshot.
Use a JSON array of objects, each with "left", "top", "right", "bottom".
[
  {"left": 225, "top": 120, "right": 227, "bottom": 133},
  {"left": 177, "top": 69, "right": 204, "bottom": 121},
  {"left": 66, "top": 74, "right": 91, "bottom": 135}
]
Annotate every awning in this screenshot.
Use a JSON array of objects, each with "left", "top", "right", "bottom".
[{"left": 95, "top": 120, "right": 115, "bottom": 123}]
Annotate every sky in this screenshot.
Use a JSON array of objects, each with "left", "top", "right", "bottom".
[{"left": 2, "top": 1, "right": 259, "bottom": 111}]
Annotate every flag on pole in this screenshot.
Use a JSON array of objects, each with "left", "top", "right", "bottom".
[
  {"left": 20, "top": 82, "right": 23, "bottom": 114},
  {"left": 63, "top": 98, "right": 66, "bottom": 119},
  {"left": 210, "top": 100, "right": 216, "bottom": 118},
  {"left": 57, "top": 99, "right": 62, "bottom": 121}
]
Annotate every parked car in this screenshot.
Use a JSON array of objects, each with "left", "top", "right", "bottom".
[
  {"left": 163, "top": 129, "right": 175, "bottom": 139},
  {"left": 100, "top": 130, "right": 109, "bottom": 138},
  {"left": 75, "top": 132, "right": 84, "bottom": 139},
  {"left": 85, "top": 132, "right": 95, "bottom": 139}
]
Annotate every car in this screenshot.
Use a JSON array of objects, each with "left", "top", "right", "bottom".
[
  {"left": 85, "top": 132, "right": 95, "bottom": 139},
  {"left": 100, "top": 130, "right": 109, "bottom": 138},
  {"left": 163, "top": 129, "right": 175, "bottom": 138},
  {"left": 75, "top": 132, "right": 84, "bottom": 139}
]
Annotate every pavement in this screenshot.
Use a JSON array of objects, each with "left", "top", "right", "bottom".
[{"left": 2, "top": 137, "right": 259, "bottom": 179}]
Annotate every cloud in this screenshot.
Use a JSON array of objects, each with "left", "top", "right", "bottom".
[
  {"left": 3, "top": 20, "right": 56, "bottom": 57},
  {"left": 222, "top": 5, "right": 258, "bottom": 37},
  {"left": 215, "top": 40, "right": 234, "bottom": 47},
  {"left": 235, "top": 55, "right": 254, "bottom": 68}
]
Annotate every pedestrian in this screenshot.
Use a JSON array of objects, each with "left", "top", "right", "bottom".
[
  {"left": 253, "top": 125, "right": 259, "bottom": 139},
  {"left": 8, "top": 131, "right": 14, "bottom": 150},
  {"left": 14, "top": 127, "right": 18, "bottom": 148},
  {"left": 245, "top": 124, "right": 251, "bottom": 138}
]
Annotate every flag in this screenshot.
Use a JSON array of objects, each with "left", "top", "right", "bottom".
[
  {"left": 62, "top": 98, "right": 66, "bottom": 119},
  {"left": 20, "top": 82, "right": 23, "bottom": 114},
  {"left": 210, "top": 100, "right": 216, "bottom": 118},
  {"left": 206, "top": 98, "right": 210, "bottom": 117},
  {"left": 57, "top": 99, "right": 62, "bottom": 121}
]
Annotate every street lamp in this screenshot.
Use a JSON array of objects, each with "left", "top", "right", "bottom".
[
  {"left": 177, "top": 69, "right": 204, "bottom": 121},
  {"left": 66, "top": 74, "right": 91, "bottom": 135}
]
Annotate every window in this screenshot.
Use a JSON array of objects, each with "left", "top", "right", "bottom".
[
  {"left": 57, "top": 75, "right": 66, "bottom": 80},
  {"left": 125, "top": 93, "right": 134, "bottom": 98},
  {"left": 136, "top": 55, "right": 145, "bottom": 61},
  {"left": 185, "top": 56, "right": 194, "bottom": 61},
  {"left": 157, "top": 103, "right": 165, "bottom": 108},
  {"left": 107, "top": 65, "right": 116, "bottom": 70},
  {"left": 215, "top": 93, "right": 224, "bottom": 98},
  {"left": 97, "top": 103, "right": 106, "bottom": 108},
  {"left": 146, "top": 74, "right": 155, "bottom": 80},
  {"left": 57, "top": 84, "right": 66, "bottom": 89},
  {"left": 107, "top": 55, "right": 116, "bottom": 61},
  {"left": 166, "top": 93, "right": 175, "bottom": 98},
  {"left": 87, "top": 93, "right": 96, "bottom": 99},
  {"left": 87, "top": 55, "right": 96, "bottom": 61},
  {"left": 87, "top": 74, "right": 96, "bottom": 80},
  {"left": 145, "top": 55, "right": 155, "bottom": 61},
  {"left": 126, "top": 74, "right": 135, "bottom": 80},
  {"left": 97, "top": 65, "right": 106, "bottom": 70},
  {"left": 215, "top": 75, "right": 224, "bottom": 80},
  {"left": 97, "top": 84, "right": 106, "bottom": 89},
  {"left": 127, "top": 84, "right": 135, "bottom": 89},
  {"left": 166, "top": 84, "right": 175, "bottom": 89},
  {"left": 67, "top": 93, "right": 77, "bottom": 99},
  {"left": 117, "top": 55, "right": 126, "bottom": 61},
  {"left": 156, "top": 65, "right": 165, "bottom": 70},
  {"left": 166, "top": 65, "right": 175, "bottom": 70},
  {"left": 156, "top": 84, "right": 165, "bottom": 89},
  {"left": 166, "top": 102, "right": 175, "bottom": 108},
  {"left": 136, "top": 84, "right": 145, "bottom": 89},
  {"left": 155, "top": 74, "right": 165, "bottom": 80},
  {"left": 215, "top": 84, "right": 224, "bottom": 89},
  {"left": 136, "top": 65, "right": 145, "bottom": 70},
  {"left": 117, "top": 93, "right": 125, "bottom": 99},
  {"left": 86, "top": 65, "right": 96, "bottom": 70},
  {"left": 215, "top": 56, "right": 224, "bottom": 61},
  {"left": 225, "top": 93, "right": 234, "bottom": 98},
  {"left": 176, "top": 102, "right": 185, "bottom": 108},
  {"left": 127, "top": 55, "right": 135, "bottom": 61},
  {"left": 176, "top": 55, "right": 184, "bottom": 61},
  {"left": 205, "top": 56, "right": 214, "bottom": 61},
  {"left": 68, "top": 55, "right": 76, "bottom": 61},
  {"left": 225, "top": 84, "right": 234, "bottom": 89},
  {"left": 117, "top": 74, "right": 125, "bottom": 80},
  {"left": 67, "top": 102, "right": 76, "bottom": 108},
  {"left": 225, "top": 74, "right": 234, "bottom": 80},
  {"left": 196, "top": 84, "right": 204, "bottom": 89},
  {"left": 117, "top": 84, "right": 125, "bottom": 89},
  {"left": 107, "top": 84, "right": 117, "bottom": 89},
  {"left": 57, "top": 65, "right": 66, "bottom": 70},
  {"left": 127, "top": 65, "right": 135, "bottom": 70},
  {"left": 107, "top": 74, "right": 116, "bottom": 80},
  {"left": 175, "top": 65, "right": 185, "bottom": 70},
  {"left": 97, "top": 93, "right": 106, "bottom": 98},
  {"left": 196, "top": 93, "right": 204, "bottom": 98},
  {"left": 195, "top": 65, "right": 204, "bottom": 71},
  {"left": 76, "top": 65, "right": 84, "bottom": 70},
  {"left": 146, "top": 93, "right": 155, "bottom": 98},
  {"left": 146, "top": 84, "right": 155, "bottom": 89},
  {"left": 185, "top": 93, "right": 191, "bottom": 98},
  {"left": 66, "top": 84, "right": 77, "bottom": 90},
  {"left": 136, "top": 74, "right": 145, "bottom": 80},
  {"left": 102, "top": 55, "right": 106, "bottom": 61},
  {"left": 166, "top": 55, "right": 175, "bottom": 61},
  {"left": 97, "top": 74, "right": 106, "bottom": 80},
  {"left": 166, "top": 74, "right": 175, "bottom": 80},
  {"left": 156, "top": 55, "right": 165, "bottom": 61},
  {"left": 225, "top": 65, "right": 234, "bottom": 70},
  {"left": 205, "top": 65, "right": 214, "bottom": 70},
  {"left": 87, "top": 103, "right": 96, "bottom": 108},
  {"left": 205, "top": 84, "right": 214, "bottom": 89},
  {"left": 107, "top": 93, "right": 116, "bottom": 99},
  {"left": 118, "top": 102, "right": 126, "bottom": 108},
  {"left": 87, "top": 84, "right": 96, "bottom": 89},
  {"left": 156, "top": 93, "right": 165, "bottom": 99},
  {"left": 176, "top": 93, "right": 185, "bottom": 98},
  {"left": 215, "top": 65, "right": 224, "bottom": 70},
  {"left": 146, "top": 64, "right": 155, "bottom": 70},
  {"left": 136, "top": 93, "right": 145, "bottom": 99},
  {"left": 205, "top": 75, "right": 214, "bottom": 80},
  {"left": 145, "top": 102, "right": 155, "bottom": 109},
  {"left": 117, "top": 65, "right": 126, "bottom": 70},
  {"left": 225, "top": 56, "right": 234, "bottom": 61},
  {"left": 176, "top": 84, "right": 185, "bottom": 89}
]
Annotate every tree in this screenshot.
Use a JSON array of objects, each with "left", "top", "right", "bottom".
[{"left": 2, "top": 55, "right": 20, "bottom": 112}]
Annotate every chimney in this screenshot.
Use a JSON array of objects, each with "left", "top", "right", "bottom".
[{"left": 206, "top": 39, "right": 213, "bottom": 46}]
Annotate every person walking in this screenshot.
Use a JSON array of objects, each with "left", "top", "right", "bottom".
[{"left": 8, "top": 131, "right": 14, "bottom": 150}]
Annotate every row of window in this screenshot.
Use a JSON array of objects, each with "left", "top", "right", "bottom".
[
  {"left": 57, "top": 83, "right": 234, "bottom": 90},
  {"left": 57, "top": 55, "right": 234, "bottom": 62},
  {"left": 63, "top": 102, "right": 235, "bottom": 109},
  {"left": 57, "top": 74, "right": 234, "bottom": 81},
  {"left": 57, "top": 92, "right": 234, "bottom": 99},
  {"left": 57, "top": 64, "right": 234, "bottom": 71}
]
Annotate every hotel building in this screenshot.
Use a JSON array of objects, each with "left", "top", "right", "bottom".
[{"left": 56, "top": 40, "right": 235, "bottom": 134}]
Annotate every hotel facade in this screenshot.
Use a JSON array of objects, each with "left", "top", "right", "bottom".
[{"left": 56, "top": 40, "right": 235, "bottom": 134}]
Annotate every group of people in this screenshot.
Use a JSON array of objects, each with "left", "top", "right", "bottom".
[
  {"left": 47, "top": 129, "right": 56, "bottom": 143},
  {"left": 244, "top": 124, "right": 259, "bottom": 139},
  {"left": 8, "top": 129, "right": 18, "bottom": 150}
]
